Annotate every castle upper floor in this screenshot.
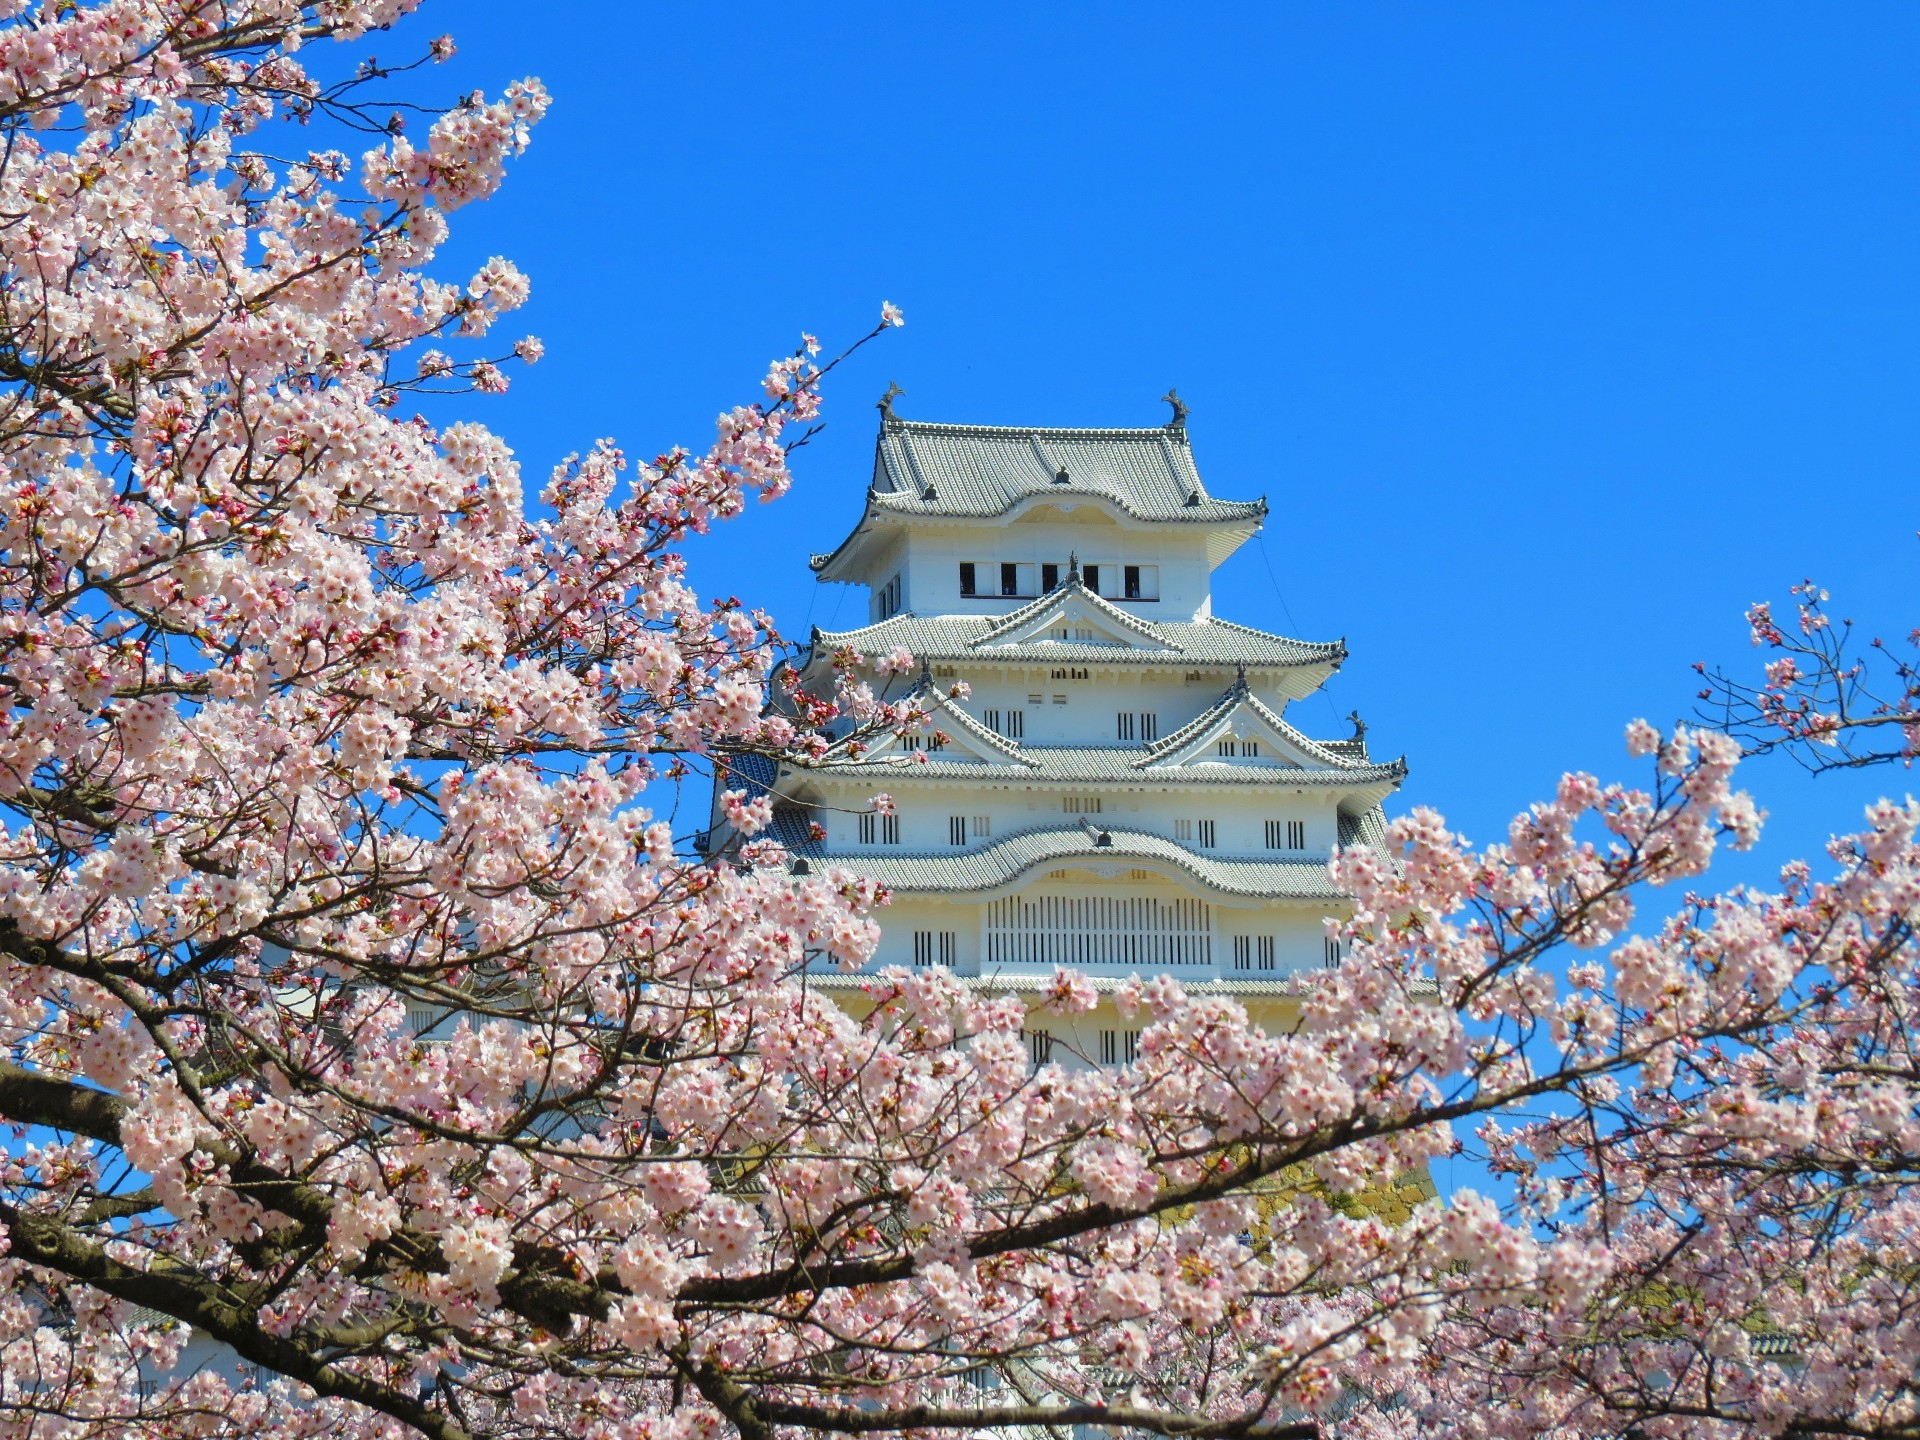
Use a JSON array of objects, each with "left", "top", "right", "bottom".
[{"left": 810, "top": 406, "right": 1266, "bottom": 625}]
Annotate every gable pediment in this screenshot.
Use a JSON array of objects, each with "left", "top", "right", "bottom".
[
  {"left": 970, "top": 579, "right": 1180, "bottom": 653},
  {"left": 832, "top": 678, "right": 1036, "bottom": 769},
  {"left": 1134, "top": 684, "right": 1351, "bottom": 773}
]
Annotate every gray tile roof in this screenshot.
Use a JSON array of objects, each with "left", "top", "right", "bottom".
[
  {"left": 864, "top": 418, "right": 1267, "bottom": 526},
  {"left": 810, "top": 614, "right": 1344, "bottom": 670},
  {"left": 794, "top": 822, "right": 1354, "bottom": 900},
  {"left": 800, "top": 671, "right": 1403, "bottom": 788},
  {"left": 806, "top": 745, "right": 1405, "bottom": 788}
]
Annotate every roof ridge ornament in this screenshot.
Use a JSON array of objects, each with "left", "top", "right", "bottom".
[
  {"left": 1348, "top": 709, "right": 1367, "bottom": 741},
  {"left": 1067, "top": 552, "right": 1080, "bottom": 581},
  {"left": 1161, "top": 388, "right": 1190, "bottom": 430},
  {"left": 1053, "top": 465, "right": 1070, "bottom": 485},
  {"left": 877, "top": 381, "right": 905, "bottom": 425}
]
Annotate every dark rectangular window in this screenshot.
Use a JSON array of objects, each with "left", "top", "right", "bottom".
[
  {"left": 1000, "top": 562, "right": 1018, "bottom": 597},
  {"left": 1197, "top": 819, "right": 1216, "bottom": 848},
  {"left": 949, "top": 815, "right": 968, "bottom": 846},
  {"left": 1124, "top": 565, "right": 1142, "bottom": 599},
  {"left": 1041, "top": 562, "right": 1060, "bottom": 592},
  {"left": 959, "top": 562, "right": 977, "bottom": 597},
  {"left": 1083, "top": 564, "right": 1100, "bottom": 594}
]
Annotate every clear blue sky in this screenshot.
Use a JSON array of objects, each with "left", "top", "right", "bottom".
[{"left": 387, "top": 2, "right": 1918, "bottom": 877}]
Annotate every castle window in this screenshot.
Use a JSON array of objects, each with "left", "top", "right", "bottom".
[
  {"left": 985, "top": 707, "right": 1025, "bottom": 738},
  {"left": 1232, "top": 937, "right": 1278, "bottom": 972},
  {"left": 1266, "top": 819, "right": 1306, "bottom": 850},
  {"left": 858, "top": 811, "right": 900, "bottom": 845},
  {"left": 1122, "top": 565, "right": 1158, "bottom": 601},
  {"left": 1117, "top": 711, "right": 1133, "bottom": 741},
  {"left": 1023, "top": 1029, "right": 1054, "bottom": 1066},
  {"left": 973, "top": 815, "right": 992, "bottom": 838},
  {"left": 914, "top": 930, "right": 957, "bottom": 968},
  {"left": 1083, "top": 563, "right": 1101, "bottom": 594},
  {"left": 1098, "top": 1029, "right": 1142, "bottom": 1066},
  {"left": 1167, "top": 817, "right": 1213, "bottom": 852},
  {"left": 1116, "top": 711, "right": 1157, "bottom": 742},
  {"left": 1028, "top": 693, "right": 1044, "bottom": 705},
  {"left": 877, "top": 573, "right": 903, "bottom": 620},
  {"left": 1324, "top": 937, "right": 1344, "bottom": 969},
  {"left": 949, "top": 815, "right": 968, "bottom": 846},
  {"left": 1062, "top": 796, "right": 1102, "bottom": 814},
  {"left": 958, "top": 562, "right": 977, "bottom": 597},
  {"left": 1042, "top": 562, "right": 1061, "bottom": 592}
]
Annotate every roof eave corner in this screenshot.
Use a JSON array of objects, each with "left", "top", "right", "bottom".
[{"left": 810, "top": 498, "right": 884, "bottom": 585}]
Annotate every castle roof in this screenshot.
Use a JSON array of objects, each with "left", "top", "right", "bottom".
[
  {"left": 808, "top": 613, "right": 1344, "bottom": 672},
  {"left": 811, "top": 415, "right": 1268, "bottom": 582},
  {"left": 866, "top": 418, "right": 1265, "bottom": 525},
  {"left": 789, "top": 822, "right": 1349, "bottom": 901},
  {"left": 798, "top": 745, "right": 1406, "bottom": 790}
]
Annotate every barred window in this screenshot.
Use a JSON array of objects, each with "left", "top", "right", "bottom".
[
  {"left": 1098, "top": 1029, "right": 1143, "bottom": 1066},
  {"left": 1266, "top": 820, "right": 1306, "bottom": 850},
  {"left": 1232, "top": 937, "right": 1279, "bottom": 973},
  {"left": 914, "top": 931, "right": 958, "bottom": 968}
]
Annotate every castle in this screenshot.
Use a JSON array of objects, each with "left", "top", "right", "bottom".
[{"left": 726, "top": 394, "right": 1405, "bottom": 1062}]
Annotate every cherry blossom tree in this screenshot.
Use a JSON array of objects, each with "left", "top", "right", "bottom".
[
  {"left": 1695, "top": 578, "right": 1920, "bottom": 774},
  {"left": 0, "top": 8, "right": 1916, "bottom": 1440}
]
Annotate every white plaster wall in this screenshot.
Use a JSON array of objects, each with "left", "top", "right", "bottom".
[{"left": 892, "top": 519, "right": 1219, "bottom": 621}]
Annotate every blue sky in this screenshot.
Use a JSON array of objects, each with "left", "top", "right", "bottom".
[{"left": 387, "top": 2, "right": 1918, "bottom": 878}]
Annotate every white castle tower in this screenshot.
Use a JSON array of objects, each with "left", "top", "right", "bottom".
[{"left": 727, "top": 393, "right": 1406, "bottom": 1054}]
